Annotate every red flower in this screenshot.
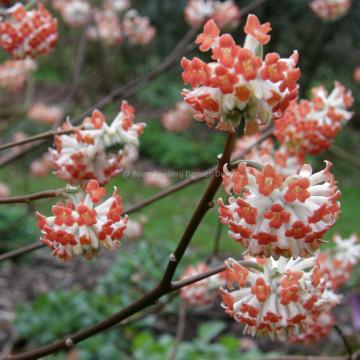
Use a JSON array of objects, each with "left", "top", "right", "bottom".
[
  {"left": 235, "top": 48, "right": 262, "bottom": 81},
  {"left": 225, "top": 262, "right": 249, "bottom": 288},
  {"left": 251, "top": 277, "right": 271, "bottom": 302},
  {"left": 280, "top": 271, "right": 303, "bottom": 288},
  {"left": 181, "top": 57, "right": 211, "bottom": 88},
  {"left": 284, "top": 178, "right": 310, "bottom": 202},
  {"left": 244, "top": 14, "right": 271, "bottom": 45},
  {"left": 212, "top": 34, "right": 239, "bottom": 68},
  {"left": 264, "top": 204, "right": 291, "bottom": 229},
  {"left": 260, "top": 53, "right": 287, "bottom": 83},
  {"left": 86, "top": 180, "right": 106, "bottom": 203},
  {"left": 195, "top": 19, "right": 220, "bottom": 52},
  {"left": 256, "top": 164, "right": 283, "bottom": 196},
  {"left": 280, "top": 285, "right": 300, "bottom": 305},
  {"left": 211, "top": 65, "right": 238, "bottom": 94},
  {"left": 52, "top": 205, "right": 75, "bottom": 226},
  {"left": 235, "top": 199, "right": 257, "bottom": 224},
  {"left": 285, "top": 221, "right": 312, "bottom": 240},
  {"left": 90, "top": 109, "right": 105, "bottom": 129},
  {"left": 231, "top": 162, "right": 249, "bottom": 194},
  {"left": 54, "top": 230, "right": 77, "bottom": 246},
  {"left": 77, "top": 204, "right": 97, "bottom": 226},
  {"left": 253, "top": 232, "right": 278, "bottom": 245}
]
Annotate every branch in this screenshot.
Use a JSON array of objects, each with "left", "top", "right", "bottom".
[
  {"left": 0, "top": 127, "right": 273, "bottom": 263},
  {"left": 3, "top": 126, "right": 237, "bottom": 359},
  {"left": 0, "top": 0, "right": 268, "bottom": 164},
  {"left": 0, "top": 189, "right": 64, "bottom": 204},
  {"left": 334, "top": 324, "right": 352, "bottom": 360},
  {"left": 3, "top": 260, "right": 261, "bottom": 360}
]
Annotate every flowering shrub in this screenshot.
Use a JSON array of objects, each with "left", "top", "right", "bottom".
[
  {"left": 221, "top": 257, "right": 337, "bottom": 340},
  {"left": 275, "top": 82, "right": 353, "bottom": 155},
  {"left": 0, "top": 4, "right": 58, "bottom": 59},
  {"left": 180, "top": 262, "right": 225, "bottom": 305},
  {"left": 37, "top": 180, "right": 128, "bottom": 260},
  {"left": 218, "top": 161, "right": 340, "bottom": 258},
  {"left": 52, "top": 0, "right": 91, "bottom": 27},
  {"left": 87, "top": 2, "right": 155, "bottom": 46},
  {"left": 181, "top": 15, "right": 300, "bottom": 133},
  {"left": 162, "top": 102, "right": 193, "bottom": 132},
  {"left": 310, "top": 0, "right": 351, "bottom": 21},
  {"left": 184, "top": 0, "right": 240, "bottom": 29},
  {"left": 0, "top": 58, "right": 36, "bottom": 92},
  {"left": 27, "top": 102, "right": 63, "bottom": 125},
  {"left": 51, "top": 101, "right": 145, "bottom": 185}
]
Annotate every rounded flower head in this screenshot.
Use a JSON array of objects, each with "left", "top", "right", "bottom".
[
  {"left": 310, "top": 0, "right": 351, "bottom": 21},
  {"left": 162, "top": 102, "right": 193, "bottom": 132},
  {"left": 122, "top": 10, "right": 156, "bottom": 45},
  {"left": 53, "top": 0, "right": 91, "bottom": 27},
  {"left": 50, "top": 101, "right": 144, "bottom": 184},
  {"left": 221, "top": 257, "right": 336, "bottom": 340},
  {"left": 51, "top": 101, "right": 145, "bottom": 185},
  {"left": 0, "top": 58, "right": 37, "bottom": 93},
  {"left": 0, "top": 182, "right": 10, "bottom": 197},
  {"left": 317, "top": 234, "right": 360, "bottom": 290},
  {"left": 184, "top": 0, "right": 240, "bottom": 29},
  {"left": 27, "top": 102, "right": 63, "bottom": 125},
  {"left": 0, "top": 4, "right": 58, "bottom": 59},
  {"left": 37, "top": 180, "right": 128, "bottom": 260},
  {"left": 181, "top": 15, "right": 300, "bottom": 133},
  {"left": 218, "top": 160, "right": 340, "bottom": 258},
  {"left": 275, "top": 82, "right": 353, "bottom": 155},
  {"left": 180, "top": 262, "right": 225, "bottom": 305},
  {"left": 87, "top": 9, "right": 123, "bottom": 46}
]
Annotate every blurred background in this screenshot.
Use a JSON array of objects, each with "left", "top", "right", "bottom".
[{"left": 0, "top": 0, "right": 360, "bottom": 358}]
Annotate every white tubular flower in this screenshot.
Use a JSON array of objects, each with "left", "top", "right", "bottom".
[
  {"left": 37, "top": 180, "right": 128, "bottom": 261},
  {"left": 221, "top": 257, "right": 334, "bottom": 340},
  {"left": 218, "top": 160, "right": 340, "bottom": 258},
  {"left": 51, "top": 101, "right": 145, "bottom": 185}
]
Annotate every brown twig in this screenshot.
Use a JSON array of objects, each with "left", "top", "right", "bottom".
[
  {"left": 167, "top": 301, "right": 186, "bottom": 360},
  {"left": 0, "top": 0, "right": 268, "bottom": 165},
  {"left": 0, "top": 128, "right": 273, "bottom": 263},
  {"left": 0, "top": 188, "right": 64, "bottom": 204},
  {"left": 2, "top": 127, "right": 236, "bottom": 359},
  {"left": 3, "top": 259, "right": 263, "bottom": 360},
  {"left": 334, "top": 324, "right": 352, "bottom": 360}
]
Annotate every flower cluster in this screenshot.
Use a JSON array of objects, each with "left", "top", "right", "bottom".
[
  {"left": 27, "top": 102, "right": 63, "bottom": 125},
  {"left": 0, "top": 58, "right": 36, "bottom": 92},
  {"left": 122, "top": 10, "right": 155, "bottom": 45},
  {"left": 221, "top": 257, "right": 336, "bottom": 340},
  {"left": 53, "top": 0, "right": 91, "bottom": 27},
  {"left": 37, "top": 180, "right": 128, "bottom": 260},
  {"left": 232, "top": 136, "right": 304, "bottom": 177},
  {"left": 218, "top": 160, "right": 340, "bottom": 258},
  {"left": 181, "top": 15, "right": 300, "bottom": 133},
  {"left": 0, "top": 182, "right": 10, "bottom": 197},
  {"left": 0, "top": 4, "right": 58, "bottom": 59},
  {"left": 289, "top": 234, "right": 360, "bottom": 343},
  {"left": 310, "top": 0, "right": 351, "bottom": 21},
  {"left": 51, "top": 101, "right": 145, "bottom": 185},
  {"left": 162, "top": 102, "right": 193, "bottom": 132},
  {"left": 87, "top": 3, "right": 155, "bottom": 46},
  {"left": 180, "top": 262, "right": 225, "bottom": 305},
  {"left": 317, "top": 234, "right": 360, "bottom": 291},
  {"left": 275, "top": 82, "right": 353, "bottom": 155},
  {"left": 184, "top": 0, "right": 240, "bottom": 29},
  {"left": 30, "top": 152, "right": 53, "bottom": 177}
]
